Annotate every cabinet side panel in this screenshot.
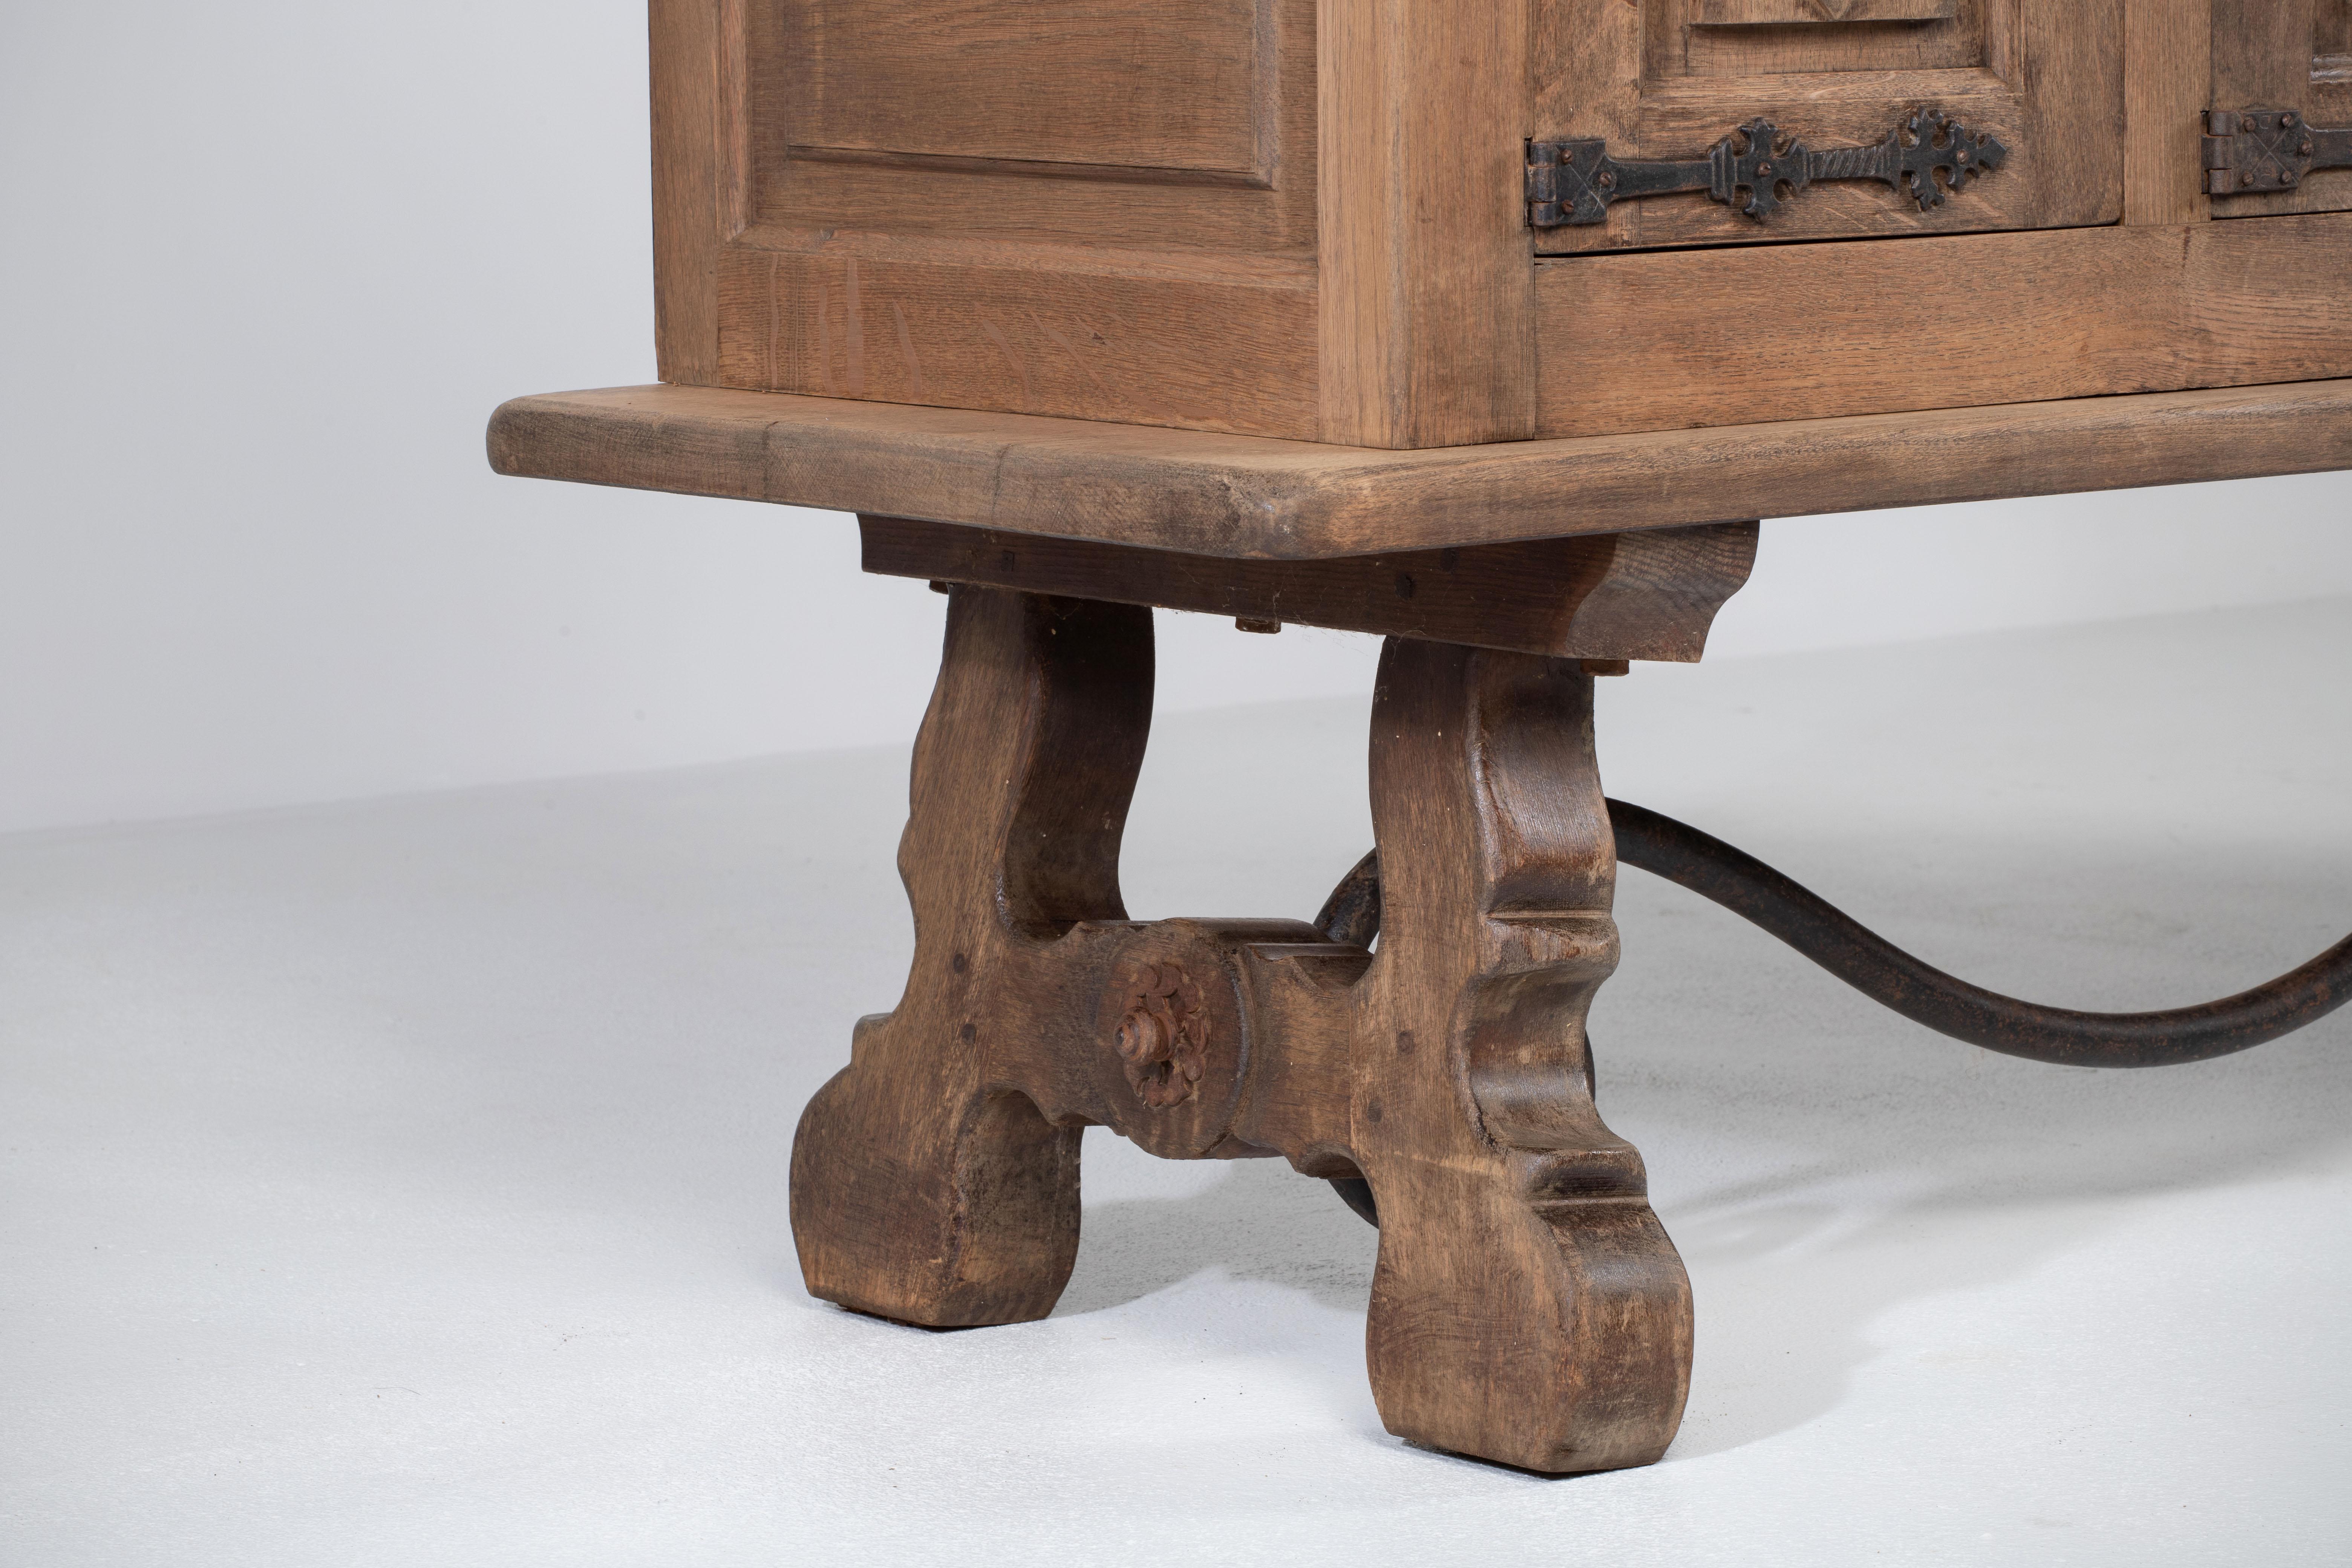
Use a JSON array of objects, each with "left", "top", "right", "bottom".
[
  {"left": 686, "top": 0, "right": 1318, "bottom": 433},
  {"left": 1534, "top": 217, "right": 2352, "bottom": 437}
]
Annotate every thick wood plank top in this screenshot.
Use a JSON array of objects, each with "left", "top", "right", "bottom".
[{"left": 488, "top": 381, "right": 2352, "bottom": 559}]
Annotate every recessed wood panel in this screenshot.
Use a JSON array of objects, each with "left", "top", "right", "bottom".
[
  {"left": 1534, "top": 216, "right": 2352, "bottom": 438},
  {"left": 1693, "top": 0, "right": 1954, "bottom": 22},
  {"left": 1667, "top": 0, "right": 1983, "bottom": 75},
  {"left": 2321, "top": 0, "right": 2352, "bottom": 69},
  {"left": 782, "top": 0, "right": 1274, "bottom": 179}
]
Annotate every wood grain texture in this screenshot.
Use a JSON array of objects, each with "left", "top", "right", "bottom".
[
  {"left": 2215, "top": 0, "right": 2318, "bottom": 119},
  {"left": 2127, "top": 0, "right": 2213, "bottom": 224},
  {"left": 488, "top": 375, "right": 2352, "bottom": 556},
  {"left": 859, "top": 516, "right": 1759, "bottom": 661},
  {"left": 750, "top": 0, "right": 1313, "bottom": 248},
  {"left": 1669, "top": 0, "right": 1984, "bottom": 74},
  {"left": 2018, "top": 0, "right": 2128, "bottom": 227},
  {"left": 1317, "top": 0, "right": 1534, "bottom": 446},
  {"left": 781, "top": 0, "right": 1273, "bottom": 178},
  {"left": 1534, "top": 216, "right": 2352, "bottom": 437},
  {"left": 651, "top": 0, "right": 726, "bottom": 383},
  {"left": 713, "top": 245, "right": 1317, "bottom": 437}
]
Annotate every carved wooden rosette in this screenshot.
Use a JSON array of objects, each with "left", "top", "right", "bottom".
[
  {"left": 789, "top": 583, "right": 1693, "bottom": 1470},
  {"left": 1072, "top": 922, "right": 1256, "bottom": 1162},
  {"left": 1115, "top": 962, "right": 1208, "bottom": 1109}
]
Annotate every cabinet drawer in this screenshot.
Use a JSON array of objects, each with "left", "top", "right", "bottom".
[{"left": 674, "top": 0, "right": 1322, "bottom": 438}]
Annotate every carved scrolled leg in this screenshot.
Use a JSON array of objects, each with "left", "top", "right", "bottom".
[
  {"left": 789, "top": 586, "right": 1153, "bottom": 1327},
  {"left": 1353, "top": 637, "right": 1693, "bottom": 1472}
]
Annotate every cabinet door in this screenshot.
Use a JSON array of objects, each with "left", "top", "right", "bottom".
[
  {"left": 2211, "top": 0, "right": 2352, "bottom": 215},
  {"left": 1532, "top": 0, "right": 2122, "bottom": 253}
]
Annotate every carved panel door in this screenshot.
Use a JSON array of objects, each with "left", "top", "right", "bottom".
[
  {"left": 1531, "top": 0, "right": 2123, "bottom": 253},
  {"left": 2210, "top": 0, "right": 2352, "bottom": 214}
]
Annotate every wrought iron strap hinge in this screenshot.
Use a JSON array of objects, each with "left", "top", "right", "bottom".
[
  {"left": 1526, "top": 109, "right": 2007, "bottom": 228},
  {"left": 2204, "top": 107, "right": 2352, "bottom": 195}
]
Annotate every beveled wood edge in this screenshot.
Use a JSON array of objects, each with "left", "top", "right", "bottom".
[{"left": 487, "top": 380, "right": 2352, "bottom": 560}]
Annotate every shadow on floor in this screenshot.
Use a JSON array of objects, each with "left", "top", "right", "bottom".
[{"left": 1038, "top": 890, "right": 2352, "bottom": 1465}]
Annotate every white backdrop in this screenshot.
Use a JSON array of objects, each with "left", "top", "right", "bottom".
[{"left": 6, "top": 0, "right": 2349, "bottom": 837}]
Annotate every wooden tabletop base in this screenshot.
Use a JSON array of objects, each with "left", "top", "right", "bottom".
[
  {"left": 789, "top": 573, "right": 1705, "bottom": 1471},
  {"left": 489, "top": 379, "right": 2352, "bottom": 560}
]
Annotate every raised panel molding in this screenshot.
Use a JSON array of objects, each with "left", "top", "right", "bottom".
[
  {"left": 1692, "top": 0, "right": 1956, "bottom": 24},
  {"left": 781, "top": 0, "right": 1277, "bottom": 182}
]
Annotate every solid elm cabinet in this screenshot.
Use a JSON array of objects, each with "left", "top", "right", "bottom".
[
  {"left": 655, "top": 0, "right": 2352, "bottom": 445},
  {"left": 496, "top": 0, "right": 2352, "bottom": 1476}
]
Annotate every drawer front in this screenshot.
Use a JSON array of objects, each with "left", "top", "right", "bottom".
[
  {"left": 2210, "top": 0, "right": 2352, "bottom": 216},
  {"left": 1531, "top": 0, "right": 2123, "bottom": 253}
]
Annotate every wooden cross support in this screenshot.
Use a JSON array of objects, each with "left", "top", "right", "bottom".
[{"left": 789, "top": 518, "right": 1756, "bottom": 1473}]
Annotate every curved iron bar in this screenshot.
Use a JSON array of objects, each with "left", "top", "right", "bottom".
[
  {"left": 1328, "top": 1176, "right": 1381, "bottom": 1226},
  {"left": 1314, "top": 855, "right": 1387, "bottom": 1225},
  {"left": 1609, "top": 800, "right": 2352, "bottom": 1067},
  {"left": 1313, "top": 851, "right": 1384, "bottom": 949},
  {"left": 1316, "top": 800, "right": 2352, "bottom": 1226}
]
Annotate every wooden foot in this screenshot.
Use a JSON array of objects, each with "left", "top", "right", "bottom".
[
  {"left": 789, "top": 586, "right": 1152, "bottom": 1326},
  {"left": 790, "top": 582, "right": 1692, "bottom": 1470}
]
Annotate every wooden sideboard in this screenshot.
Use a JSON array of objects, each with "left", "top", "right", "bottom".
[{"left": 495, "top": 0, "right": 2352, "bottom": 1477}]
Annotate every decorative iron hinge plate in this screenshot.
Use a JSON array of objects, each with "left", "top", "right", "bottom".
[
  {"left": 2203, "top": 107, "right": 2352, "bottom": 195},
  {"left": 1526, "top": 109, "right": 2007, "bottom": 228}
]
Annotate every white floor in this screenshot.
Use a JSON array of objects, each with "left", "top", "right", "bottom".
[{"left": 6, "top": 597, "right": 2350, "bottom": 1566}]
